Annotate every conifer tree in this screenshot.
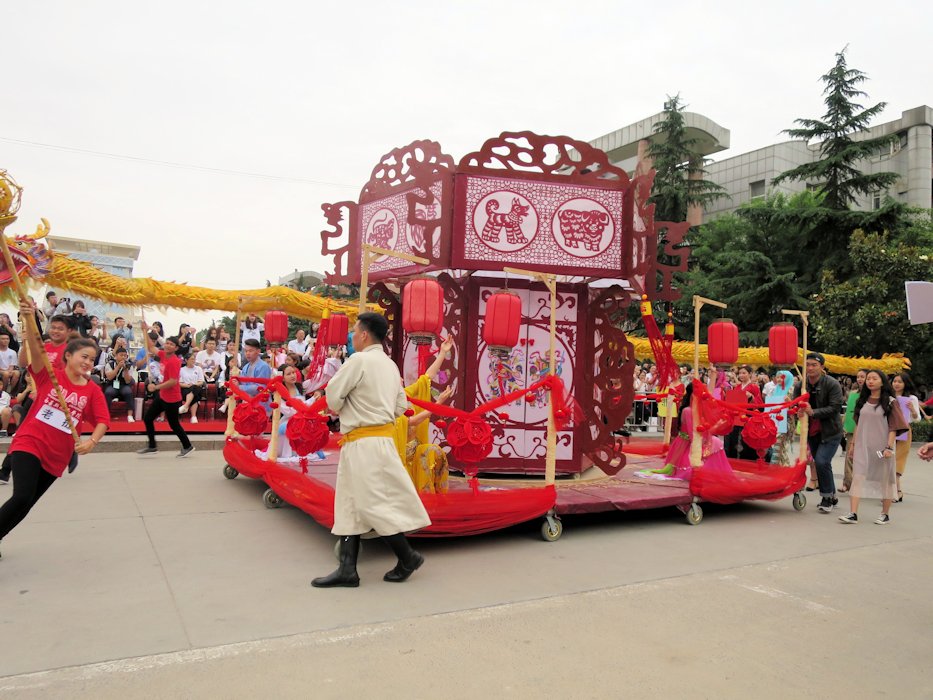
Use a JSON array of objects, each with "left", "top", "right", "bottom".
[
  {"left": 647, "top": 94, "right": 727, "bottom": 223},
  {"left": 772, "top": 47, "right": 899, "bottom": 210}
]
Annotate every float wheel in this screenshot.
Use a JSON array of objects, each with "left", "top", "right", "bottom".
[{"left": 685, "top": 503, "right": 703, "bottom": 525}]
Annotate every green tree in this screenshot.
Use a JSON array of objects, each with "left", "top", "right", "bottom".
[
  {"left": 647, "top": 94, "right": 728, "bottom": 223},
  {"left": 772, "top": 48, "right": 900, "bottom": 210},
  {"left": 673, "top": 199, "right": 809, "bottom": 345},
  {"left": 811, "top": 230, "right": 932, "bottom": 379}
]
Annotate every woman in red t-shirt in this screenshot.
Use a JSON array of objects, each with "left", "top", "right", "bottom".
[
  {"left": 137, "top": 324, "right": 193, "bottom": 457},
  {"left": 0, "top": 301, "right": 110, "bottom": 557}
]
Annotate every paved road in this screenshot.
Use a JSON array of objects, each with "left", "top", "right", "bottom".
[{"left": 0, "top": 446, "right": 930, "bottom": 698}]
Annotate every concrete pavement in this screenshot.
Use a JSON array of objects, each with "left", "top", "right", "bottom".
[{"left": 0, "top": 445, "right": 931, "bottom": 698}]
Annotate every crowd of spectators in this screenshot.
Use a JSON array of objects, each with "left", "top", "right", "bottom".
[{"left": 0, "top": 293, "right": 351, "bottom": 434}]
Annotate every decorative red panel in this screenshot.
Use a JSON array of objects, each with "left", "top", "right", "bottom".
[
  {"left": 582, "top": 285, "right": 637, "bottom": 474},
  {"left": 462, "top": 277, "right": 585, "bottom": 475},
  {"left": 452, "top": 174, "right": 627, "bottom": 276}
]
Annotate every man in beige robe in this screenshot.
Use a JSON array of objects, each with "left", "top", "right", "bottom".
[{"left": 312, "top": 312, "right": 431, "bottom": 588}]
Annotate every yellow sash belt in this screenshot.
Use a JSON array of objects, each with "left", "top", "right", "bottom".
[{"left": 340, "top": 423, "right": 396, "bottom": 445}]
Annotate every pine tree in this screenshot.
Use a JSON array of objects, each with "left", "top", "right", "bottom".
[
  {"left": 772, "top": 47, "right": 899, "bottom": 210},
  {"left": 647, "top": 94, "right": 727, "bottom": 222}
]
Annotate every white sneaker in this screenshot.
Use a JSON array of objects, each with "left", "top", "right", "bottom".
[
  {"left": 179, "top": 405, "right": 188, "bottom": 415},
  {"left": 874, "top": 513, "right": 890, "bottom": 525},
  {"left": 191, "top": 415, "right": 198, "bottom": 424},
  {"left": 218, "top": 403, "right": 228, "bottom": 415},
  {"left": 127, "top": 415, "right": 135, "bottom": 423}
]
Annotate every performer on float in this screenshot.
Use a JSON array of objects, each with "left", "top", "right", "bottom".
[
  {"left": 396, "top": 337, "right": 454, "bottom": 492},
  {"left": 312, "top": 312, "right": 431, "bottom": 588},
  {"left": 0, "top": 299, "right": 109, "bottom": 558},
  {"left": 256, "top": 365, "right": 326, "bottom": 463},
  {"left": 637, "top": 383, "right": 731, "bottom": 480}
]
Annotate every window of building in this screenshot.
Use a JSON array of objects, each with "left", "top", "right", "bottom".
[
  {"left": 749, "top": 180, "right": 766, "bottom": 199},
  {"left": 872, "top": 191, "right": 883, "bottom": 210}
]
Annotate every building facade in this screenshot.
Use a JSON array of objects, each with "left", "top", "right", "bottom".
[
  {"left": 44, "top": 235, "right": 141, "bottom": 330},
  {"left": 588, "top": 105, "right": 933, "bottom": 223}
]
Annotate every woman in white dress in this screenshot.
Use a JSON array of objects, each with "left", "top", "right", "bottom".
[{"left": 839, "top": 370, "right": 909, "bottom": 525}]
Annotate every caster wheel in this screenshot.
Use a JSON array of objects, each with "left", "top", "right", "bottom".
[
  {"left": 223, "top": 464, "right": 239, "bottom": 480},
  {"left": 685, "top": 504, "right": 703, "bottom": 525},
  {"left": 262, "top": 488, "right": 282, "bottom": 509},
  {"left": 792, "top": 492, "right": 806, "bottom": 511},
  {"left": 540, "top": 518, "right": 563, "bottom": 542}
]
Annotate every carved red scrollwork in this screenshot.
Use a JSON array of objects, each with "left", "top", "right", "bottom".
[
  {"left": 436, "top": 272, "right": 466, "bottom": 405},
  {"left": 369, "top": 283, "right": 402, "bottom": 365},
  {"left": 458, "top": 131, "right": 631, "bottom": 186},
  {"left": 582, "top": 285, "right": 637, "bottom": 475},
  {"left": 320, "top": 200, "right": 358, "bottom": 284},
  {"left": 360, "top": 139, "right": 454, "bottom": 200}
]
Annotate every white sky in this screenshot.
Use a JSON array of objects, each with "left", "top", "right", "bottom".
[{"left": 2, "top": 1, "right": 930, "bottom": 333}]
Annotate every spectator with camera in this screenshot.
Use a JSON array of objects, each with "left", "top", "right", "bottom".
[
  {"left": 71, "top": 300, "right": 94, "bottom": 338},
  {"left": 102, "top": 345, "right": 136, "bottom": 423},
  {"left": 110, "top": 316, "right": 135, "bottom": 347},
  {"left": 42, "top": 291, "right": 72, "bottom": 319}
]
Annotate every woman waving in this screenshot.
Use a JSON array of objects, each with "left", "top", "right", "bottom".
[{"left": 0, "top": 299, "right": 109, "bottom": 558}]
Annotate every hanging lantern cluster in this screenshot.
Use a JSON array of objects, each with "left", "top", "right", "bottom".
[
  {"left": 402, "top": 278, "right": 444, "bottom": 346},
  {"left": 263, "top": 310, "right": 289, "bottom": 345},
  {"left": 768, "top": 322, "right": 798, "bottom": 366},
  {"left": 324, "top": 313, "right": 349, "bottom": 347},
  {"left": 707, "top": 318, "right": 739, "bottom": 365},
  {"left": 482, "top": 290, "right": 522, "bottom": 359}
]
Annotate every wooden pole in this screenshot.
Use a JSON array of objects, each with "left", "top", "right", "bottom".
[
  {"left": 503, "top": 267, "right": 558, "bottom": 486},
  {"left": 690, "top": 295, "right": 728, "bottom": 468},
  {"left": 0, "top": 220, "right": 80, "bottom": 443},
  {"left": 224, "top": 300, "right": 243, "bottom": 437},
  {"left": 267, "top": 401, "right": 282, "bottom": 462},
  {"left": 782, "top": 308, "right": 811, "bottom": 464},
  {"left": 358, "top": 244, "right": 430, "bottom": 315}
]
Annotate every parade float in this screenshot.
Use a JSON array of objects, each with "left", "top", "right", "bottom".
[{"left": 0, "top": 160, "right": 913, "bottom": 539}]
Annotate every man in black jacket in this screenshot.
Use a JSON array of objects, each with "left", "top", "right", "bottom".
[{"left": 796, "top": 352, "right": 844, "bottom": 513}]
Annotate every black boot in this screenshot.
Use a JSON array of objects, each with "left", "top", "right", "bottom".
[
  {"left": 311, "top": 535, "right": 360, "bottom": 588},
  {"left": 382, "top": 533, "right": 423, "bottom": 582}
]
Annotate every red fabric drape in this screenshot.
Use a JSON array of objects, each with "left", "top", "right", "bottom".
[
  {"left": 223, "top": 439, "right": 556, "bottom": 537},
  {"left": 690, "top": 458, "right": 807, "bottom": 504}
]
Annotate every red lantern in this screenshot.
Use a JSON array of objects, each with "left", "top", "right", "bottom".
[
  {"left": 264, "top": 311, "right": 289, "bottom": 344},
  {"left": 324, "top": 313, "right": 349, "bottom": 347},
  {"left": 482, "top": 291, "right": 522, "bottom": 358},
  {"left": 768, "top": 322, "right": 798, "bottom": 366},
  {"left": 707, "top": 319, "right": 739, "bottom": 365},
  {"left": 402, "top": 278, "right": 444, "bottom": 345}
]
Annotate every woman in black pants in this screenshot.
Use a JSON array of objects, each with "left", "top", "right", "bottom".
[
  {"left": 0, "top": 300, "right": 109, "bottom": 558},
  {"left": 137, "top": 327, "right": 194, "bottom": 457}
]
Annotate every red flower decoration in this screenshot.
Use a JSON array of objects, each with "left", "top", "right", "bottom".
[
  {"left": 435, "top": 420, "right": 447, "bottom": 430},
  {"left": 404, "top": 409, "right": 415, "bottom": 417},
  {"left": 285, "top": 414, "right": 330, "bottom": 456},
  {"left": 445, "top": 415, "right": 493, "bottom": 464},
  {"left": 233, "top": 401, "right": 267, "bottom": 436},
  {"left": 741, "top": 412, "right": 778, "bottom": 453},
  {"left": 497, "top": 412, "right": 509, "bottom": 420}
]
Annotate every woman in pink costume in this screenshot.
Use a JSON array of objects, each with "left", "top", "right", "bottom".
[{"left": 638, "top": 384, "right": 732, "bottom": 480}]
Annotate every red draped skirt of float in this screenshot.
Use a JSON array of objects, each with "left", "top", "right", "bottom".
[{"left": 222, "top": 438, "right": 557, "bottom": 537}]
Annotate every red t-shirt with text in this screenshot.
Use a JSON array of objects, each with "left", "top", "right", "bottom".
[
  {"left": 44, "top": 341, "right": 67, "bottom": 370},
  {"left": 9, "top": 366, "right": 110, "bottom": 477},
  {"left": 158, "top": 350, "right": 183, "bottom": 403}
]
